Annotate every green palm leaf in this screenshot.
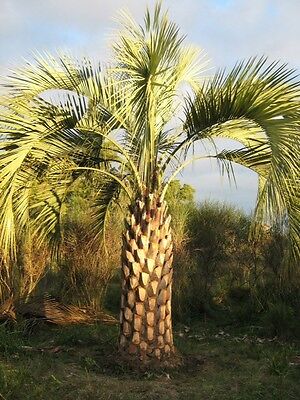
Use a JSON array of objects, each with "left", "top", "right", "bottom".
[{"left": 0, "top": 5, "right": 299, "bottom": 266}]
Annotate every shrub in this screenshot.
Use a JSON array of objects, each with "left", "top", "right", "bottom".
[{"left": 262, "top": 302, "right": 296, "bottom": 338}]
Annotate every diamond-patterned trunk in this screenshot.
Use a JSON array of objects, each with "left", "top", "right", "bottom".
[{"left": 119, "top": 193, "right": 174, "bottom": 363}]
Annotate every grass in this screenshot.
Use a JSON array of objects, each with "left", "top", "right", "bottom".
[{"left": 0, "top": 321, "right": 299, "bottom": 400}]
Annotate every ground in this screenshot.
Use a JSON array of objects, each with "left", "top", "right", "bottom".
[{"left": 0, "top": 320, "right": 299, "bottom": 400}]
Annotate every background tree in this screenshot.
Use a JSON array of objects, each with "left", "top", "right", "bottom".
[{"left": 0, "top": 3, "right": 299, "bottom": 367}]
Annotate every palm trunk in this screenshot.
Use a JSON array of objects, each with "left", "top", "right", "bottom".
[{"left": 119, "top": 193, "right": 176, "bottom": 365}]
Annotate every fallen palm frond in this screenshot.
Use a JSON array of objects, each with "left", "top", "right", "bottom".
[{"left": 0, "top": 295, "right": 117, "bottom": 326}]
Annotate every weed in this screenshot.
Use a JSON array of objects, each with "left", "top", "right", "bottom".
[
  {"left": 0, "top": 325, "right": 24, "bottom": 355},
  {"left": 266, "top": 346, "right": 294, "bottom": 377},
  {"left": 262, "top": 302, "right": 295, "bottom": 338}
]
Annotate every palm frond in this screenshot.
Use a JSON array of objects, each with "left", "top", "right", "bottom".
[
  {"left": 183, "top": 57, "right": 300, "bottom": 260},
  {"left": 89, "top": 177, "right": 123, "bottom": 246},
  {"left": 1, "top": 5, "right": 299, "bottom": 268},
  {"left": 112, "top": 2, "right": 206, "bottom": 187},
  {"left": 0, "top": 93, "right": 132, "bottom": 258}
]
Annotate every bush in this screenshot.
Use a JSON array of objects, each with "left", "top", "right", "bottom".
[
  {"left": 262, "top": 302, "right": 296, "bottom": 338},
  {"left": 170, "top": 199, "right": 299, "bottom": 338},
  {"left": 172, "top": 201, "right": 255, "bottom": 320}
]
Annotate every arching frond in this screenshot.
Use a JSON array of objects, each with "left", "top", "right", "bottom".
[
  {"left": 89, "top": 177, "right": 124, "bottom": 245},
  {"left": 0, "top": 93, "right": 135, "bottom": 258},
  {"left": 183, "top": 57, "right": 300, "bottom": 260}
]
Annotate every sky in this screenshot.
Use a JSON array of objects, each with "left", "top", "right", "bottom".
[{"left": 1, "top": 0, "right": 299, "bottom": 212}]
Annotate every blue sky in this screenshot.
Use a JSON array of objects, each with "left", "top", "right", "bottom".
[{"left": 1, "top": 0, "right": 299, "bottom": 212}]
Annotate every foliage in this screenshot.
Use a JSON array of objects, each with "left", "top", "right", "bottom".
[
  {"left": 262, "top": 302, "right": 297, "bottom": 338},
  {"left": 0, "top": 1, "right": 299, "bottom": 276},
  {"left": 165, "top": 180, "right": 195, "bottom": 249},
  {"left": 172, "top": 201, "right": 252, "bottom": 318},
  {"left": 170, "top": 200, "right": 300, "bottom": 338}
]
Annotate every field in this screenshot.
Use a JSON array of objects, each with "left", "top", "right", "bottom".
[{"left": 1, "top": 320, "right": 299, "bottom": 400}]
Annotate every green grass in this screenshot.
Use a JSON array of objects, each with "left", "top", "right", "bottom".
[{"left": 0, "top": 321, "right": 299, "bottom": 400}]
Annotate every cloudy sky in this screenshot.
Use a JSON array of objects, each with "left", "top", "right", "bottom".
[{"left": 1, "top": 0, "right": 299, "bottom": 212}]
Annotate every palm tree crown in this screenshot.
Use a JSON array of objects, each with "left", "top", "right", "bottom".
[
  {"left": 0, "top": 4, "right": 299, "bottom": 354},
  {"left": 1, "top": 3, "right": 299, "bottom": 262}
]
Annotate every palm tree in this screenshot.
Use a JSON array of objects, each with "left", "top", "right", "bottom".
[{"left": 0, "top": 3, "right": 299, "bottom": 366}]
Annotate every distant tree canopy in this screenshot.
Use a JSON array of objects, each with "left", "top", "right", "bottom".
[{"left": 166, "top": 180, "right": 196, "bottom": 204}]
